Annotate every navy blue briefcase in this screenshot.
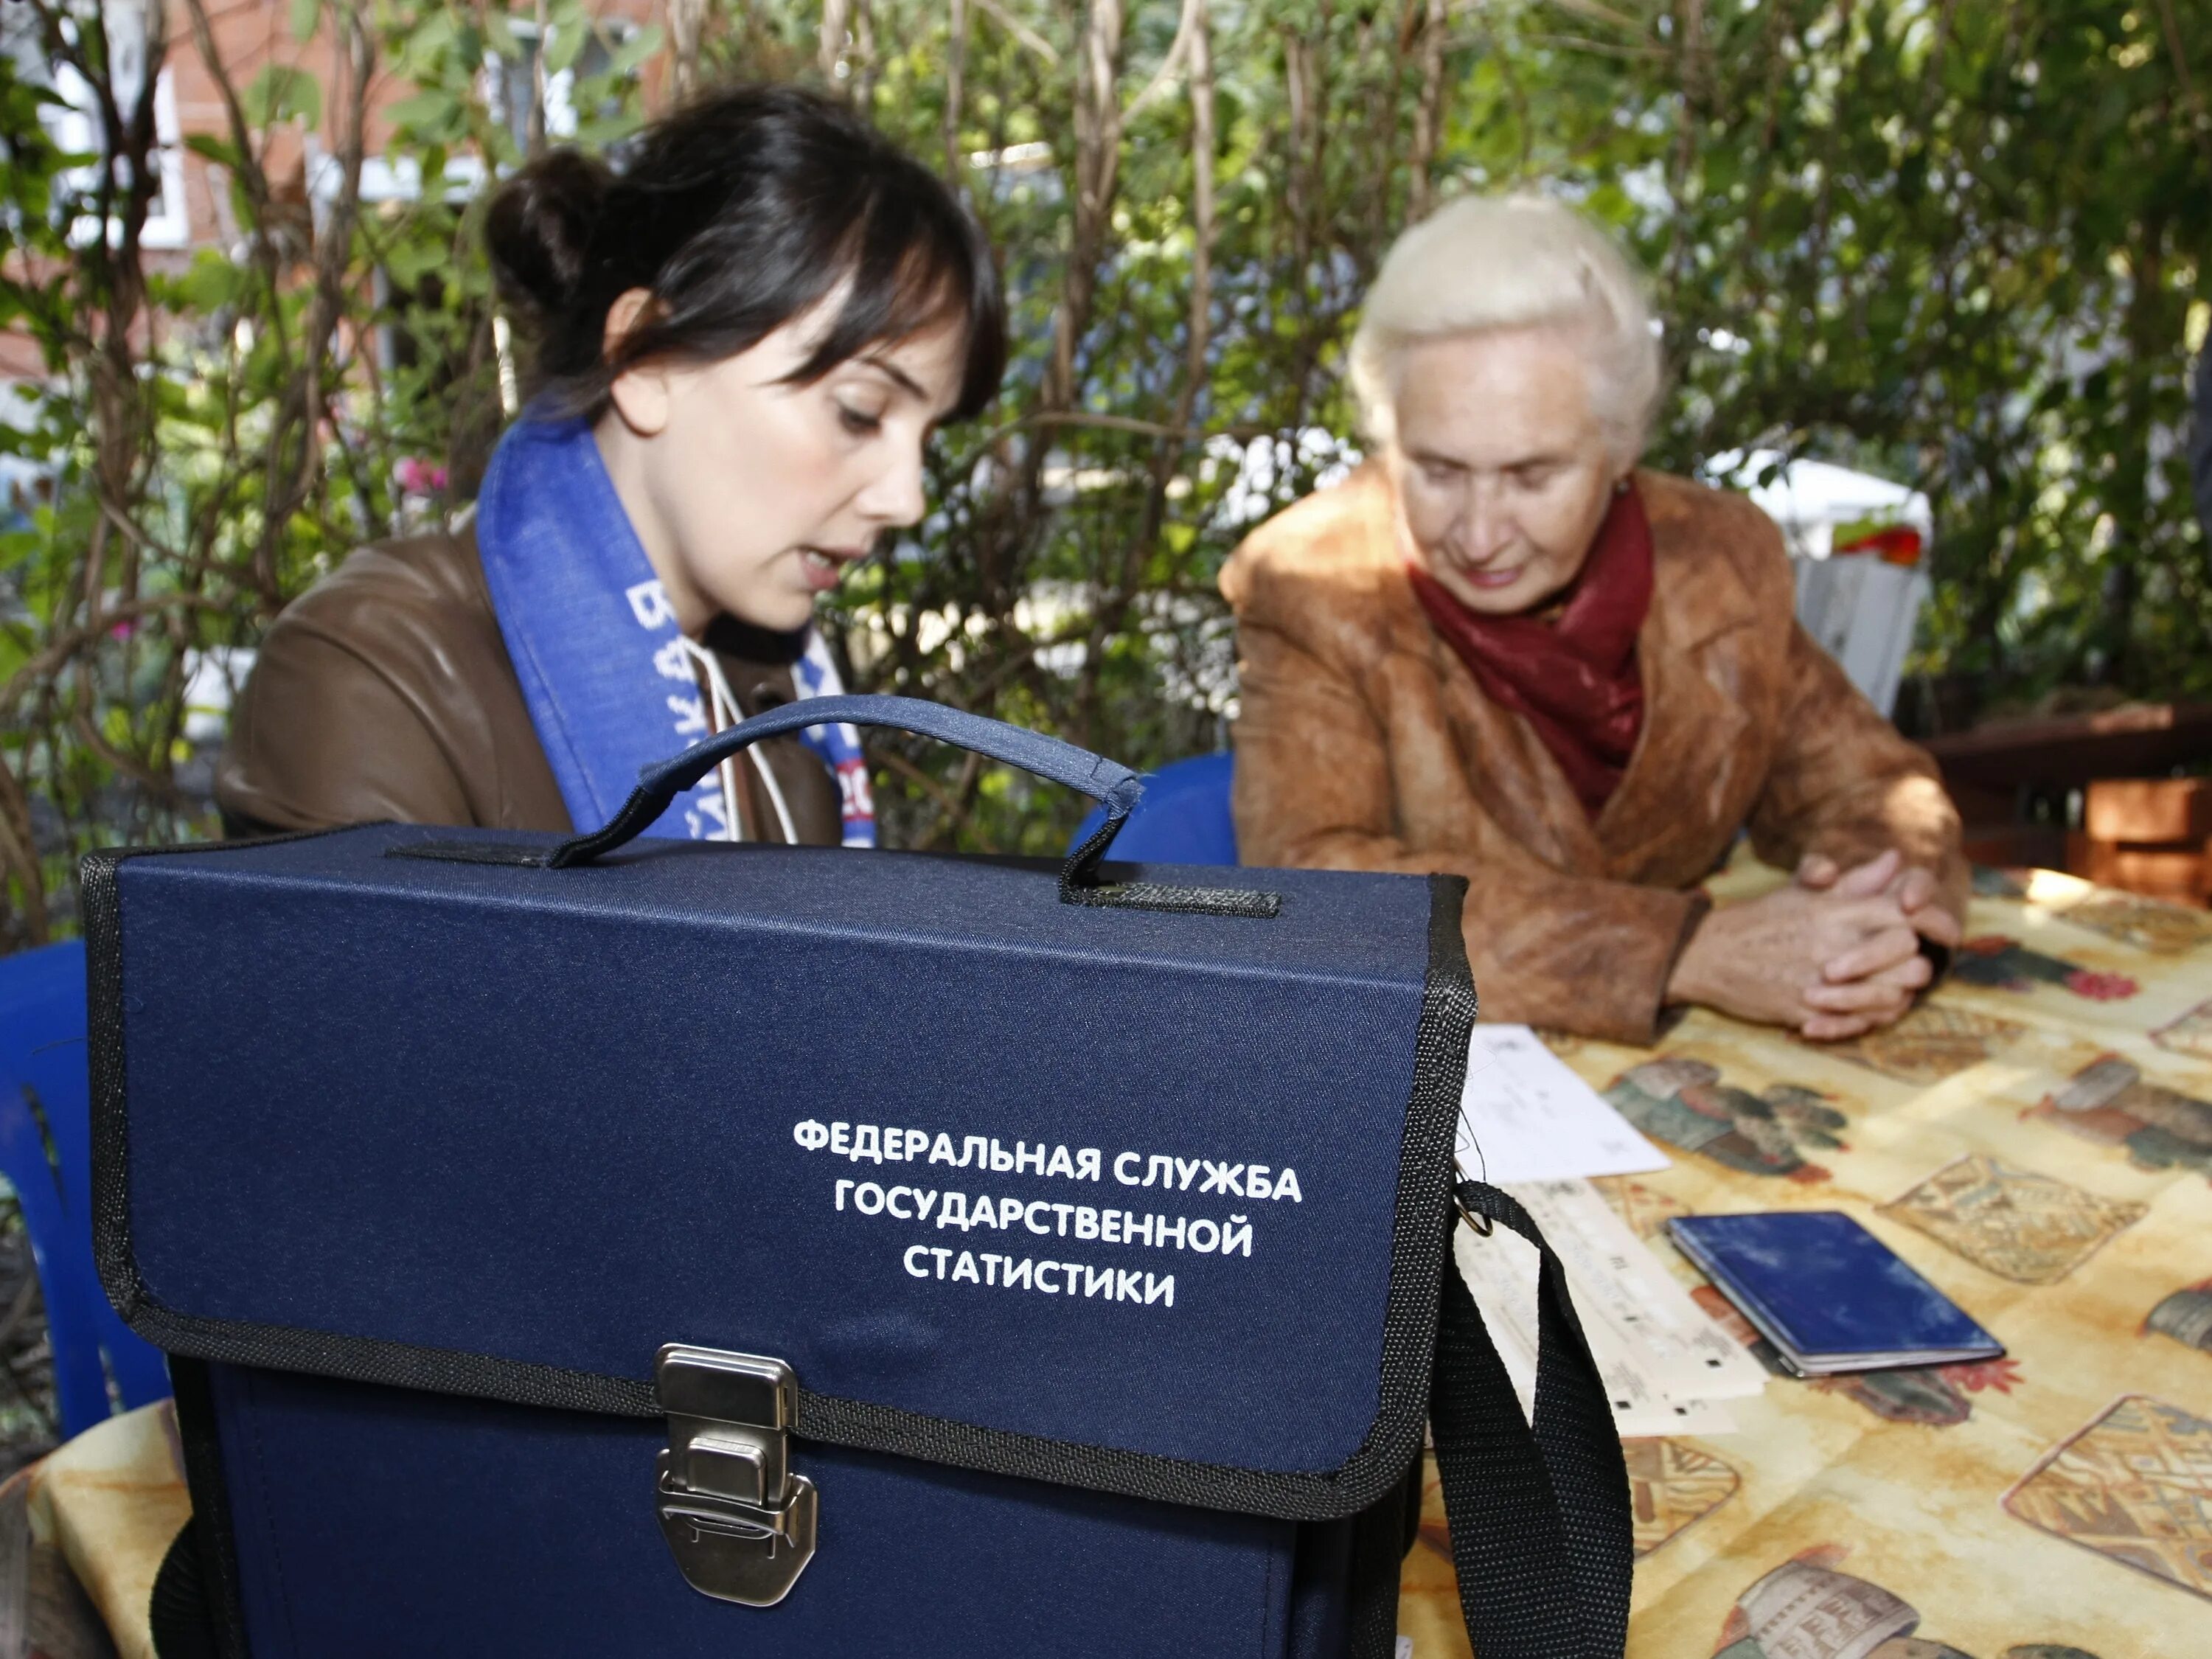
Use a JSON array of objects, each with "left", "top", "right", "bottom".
[{"left": 86, "top": 696, "right": 1630, "bottom": 1658}]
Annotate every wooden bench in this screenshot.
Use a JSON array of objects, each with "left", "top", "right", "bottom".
[{"left": 1920, "top": 703, "right": 2212, "bottom": 903}]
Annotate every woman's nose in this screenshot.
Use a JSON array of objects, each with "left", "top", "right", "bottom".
[
  {"left": 1461, "top": 484, "right": 1516, "bottom": 561},
  {"left": 858, "top": 439, "right": 929, "bottom": 529}
]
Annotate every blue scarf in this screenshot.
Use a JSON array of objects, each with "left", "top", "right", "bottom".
[{"left": 475, "top": 414, "right": 874, "bottom": 845}]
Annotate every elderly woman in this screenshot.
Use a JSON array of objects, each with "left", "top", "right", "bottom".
[{"left": 1221, "top": 195, "right": 1966, "bottom": 1045}]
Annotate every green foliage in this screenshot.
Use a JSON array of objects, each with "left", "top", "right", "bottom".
[
  {"left": 242, "top": 63, "right": 322, "bottom": 128},
  {"left": 2, "top": 0, "right": 2208, "bottom": 945},
  {"left": 1590, "top": 0, "right": 2212, "bottom": 717}
]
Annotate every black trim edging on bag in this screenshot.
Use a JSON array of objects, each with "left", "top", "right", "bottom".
[{"left": 84, "top": 836, "right": 1477, "bottom": 1524}]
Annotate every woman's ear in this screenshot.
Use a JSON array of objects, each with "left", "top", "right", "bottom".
[{"left": 603, "top": 288, "right": 672, "bottom": 437}]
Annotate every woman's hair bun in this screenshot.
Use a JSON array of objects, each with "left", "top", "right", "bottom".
[
  {"left": 485, "top": 148, "right": 614, "bottom": 320},
  {"left": 481, "top": 83, "right": 1004, "bottom": 420}
]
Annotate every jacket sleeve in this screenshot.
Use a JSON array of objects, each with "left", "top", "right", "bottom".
[
  {"left": 215, "top": 613, "right": 477, "bottom": 835},
  {"left": 1743, "top": 617, "right": 1969, "bottom": 922},
  {"left": 1231, "top": 611, "right": 1708, "bottom": 1045}
]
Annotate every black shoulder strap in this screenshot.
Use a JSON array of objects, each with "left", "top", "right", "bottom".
[{"left": 1429, "top": 1179, "right": 1634, "bottom": 1658}]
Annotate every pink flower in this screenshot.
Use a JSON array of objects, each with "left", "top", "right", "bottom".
[{"left": 394, "top": 456, "right": 448, "bottom": 495}]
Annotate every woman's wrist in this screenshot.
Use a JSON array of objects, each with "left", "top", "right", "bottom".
[{"left": 1663, "top": 901, "right": 1722, "bottom": 1009}]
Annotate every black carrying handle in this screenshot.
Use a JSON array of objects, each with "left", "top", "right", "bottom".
[
  {"left": 546, "top": 694, "right": 1146, "bottom": 898},
  {"left": 1429, "top": 1180, "right": 1634, "bottom": 1659}
]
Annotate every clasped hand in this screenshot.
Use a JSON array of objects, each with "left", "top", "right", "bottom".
[{"left": 1667, "top": 849, "right": 1961, "bottom": 1040}]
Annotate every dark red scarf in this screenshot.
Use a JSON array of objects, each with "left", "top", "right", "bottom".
[{"left": 1407, "top": 483, "right": 1655, "bottom": 817}]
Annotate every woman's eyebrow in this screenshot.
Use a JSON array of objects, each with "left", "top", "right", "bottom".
[{"left": 858, "top": 355, "right": 928, "bottom": 401}]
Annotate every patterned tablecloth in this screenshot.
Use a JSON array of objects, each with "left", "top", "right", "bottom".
[
  {"left": 13, "top": 860, "right": 2211, "bottom": 1658},
  {"left": 2, "top": 1397, "right": 184, "bottom": 1659},
  {"left": 1399, "top": 856, "right": 2212, "bottom": 1659}
]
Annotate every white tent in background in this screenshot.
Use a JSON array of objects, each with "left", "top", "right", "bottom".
[{"left": 1707, "top": 450, "right": 1935, "bottom": 720}]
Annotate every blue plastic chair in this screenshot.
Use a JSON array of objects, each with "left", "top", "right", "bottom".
[
  {"left": 0, "top": 940, "right": 170, "bottom": 1438},
  {"left": 1067, "top": 751, "right": 1238, "bottom": 866}
]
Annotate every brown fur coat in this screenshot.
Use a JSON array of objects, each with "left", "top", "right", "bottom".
[{"left": 1220, "top": 465, "right": 1966, "bottom": 1043}]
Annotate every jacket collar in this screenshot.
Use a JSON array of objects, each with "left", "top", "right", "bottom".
[{"left": 1635, "top": 469, "right": 1762, "bottom": 653}]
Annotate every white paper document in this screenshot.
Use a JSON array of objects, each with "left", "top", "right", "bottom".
[
  {"left": 1453, "top": 1178, "right": 1767, "bottom": 1439},
  {"left": 1509, "top": 1179, "right": 1769, "bottom": 1405},
  {"left": 1455, "top": 1026, "right": 1670, "bottom": 1184}
]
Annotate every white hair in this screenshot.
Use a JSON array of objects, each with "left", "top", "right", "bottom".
[{"left": 1347, "top": 192, "right": 1663, "bottom": 463}]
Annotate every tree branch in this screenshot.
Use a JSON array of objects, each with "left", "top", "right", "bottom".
[
  {"left": 973, "top": 0, "right": 1060, "bottom": 65},
  {"left": 943, "top": 0, "right": 970, "bottom": 180},
  {"left": 1407, "top": 0, "right": 1448, "bottom": 222},
  {"left": 1123, "top": 0, "right": 1197, "bottom": 119},
  {"left": 2153, "top": 0, "right": 2212, "bottom": 178}
]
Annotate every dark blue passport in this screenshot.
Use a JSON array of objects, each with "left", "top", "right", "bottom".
[{"left": 1667, "top": 1211, "right": 2004, "bottom": 1377}]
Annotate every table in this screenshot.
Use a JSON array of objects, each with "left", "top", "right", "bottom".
[
  {"left": 1399, "top": 854, "right": 2212, "bottom": 1659},
  {"left": 0, "top": 1393, "right": 183, "bottom": 1659},
  {"left": 19, "top": 858, "right": 2212, "bottom": 1658}
]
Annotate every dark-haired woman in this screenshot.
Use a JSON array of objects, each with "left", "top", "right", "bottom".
[{"left": 218, "top": 85, "right": 1004, "bottom": 846}]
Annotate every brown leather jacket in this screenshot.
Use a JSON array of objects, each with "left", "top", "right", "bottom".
[
  {"left": 216, "top": 525, "right": 841, "bottom": 844},
  {"left": 1220, "top": 465, "right": 1966, "bottom": 1044}
]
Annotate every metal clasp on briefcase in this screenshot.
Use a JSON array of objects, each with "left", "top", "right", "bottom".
[{"left": 655, "top": 1345, "right": 819, "bottom": 1606}]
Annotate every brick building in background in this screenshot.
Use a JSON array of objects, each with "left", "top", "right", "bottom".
[
  {"left": 1, "top": 0, "right": 661, "bottom": 546},
  {"left": 1, "top": 0, "right": 659, "bottom": 381}
]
